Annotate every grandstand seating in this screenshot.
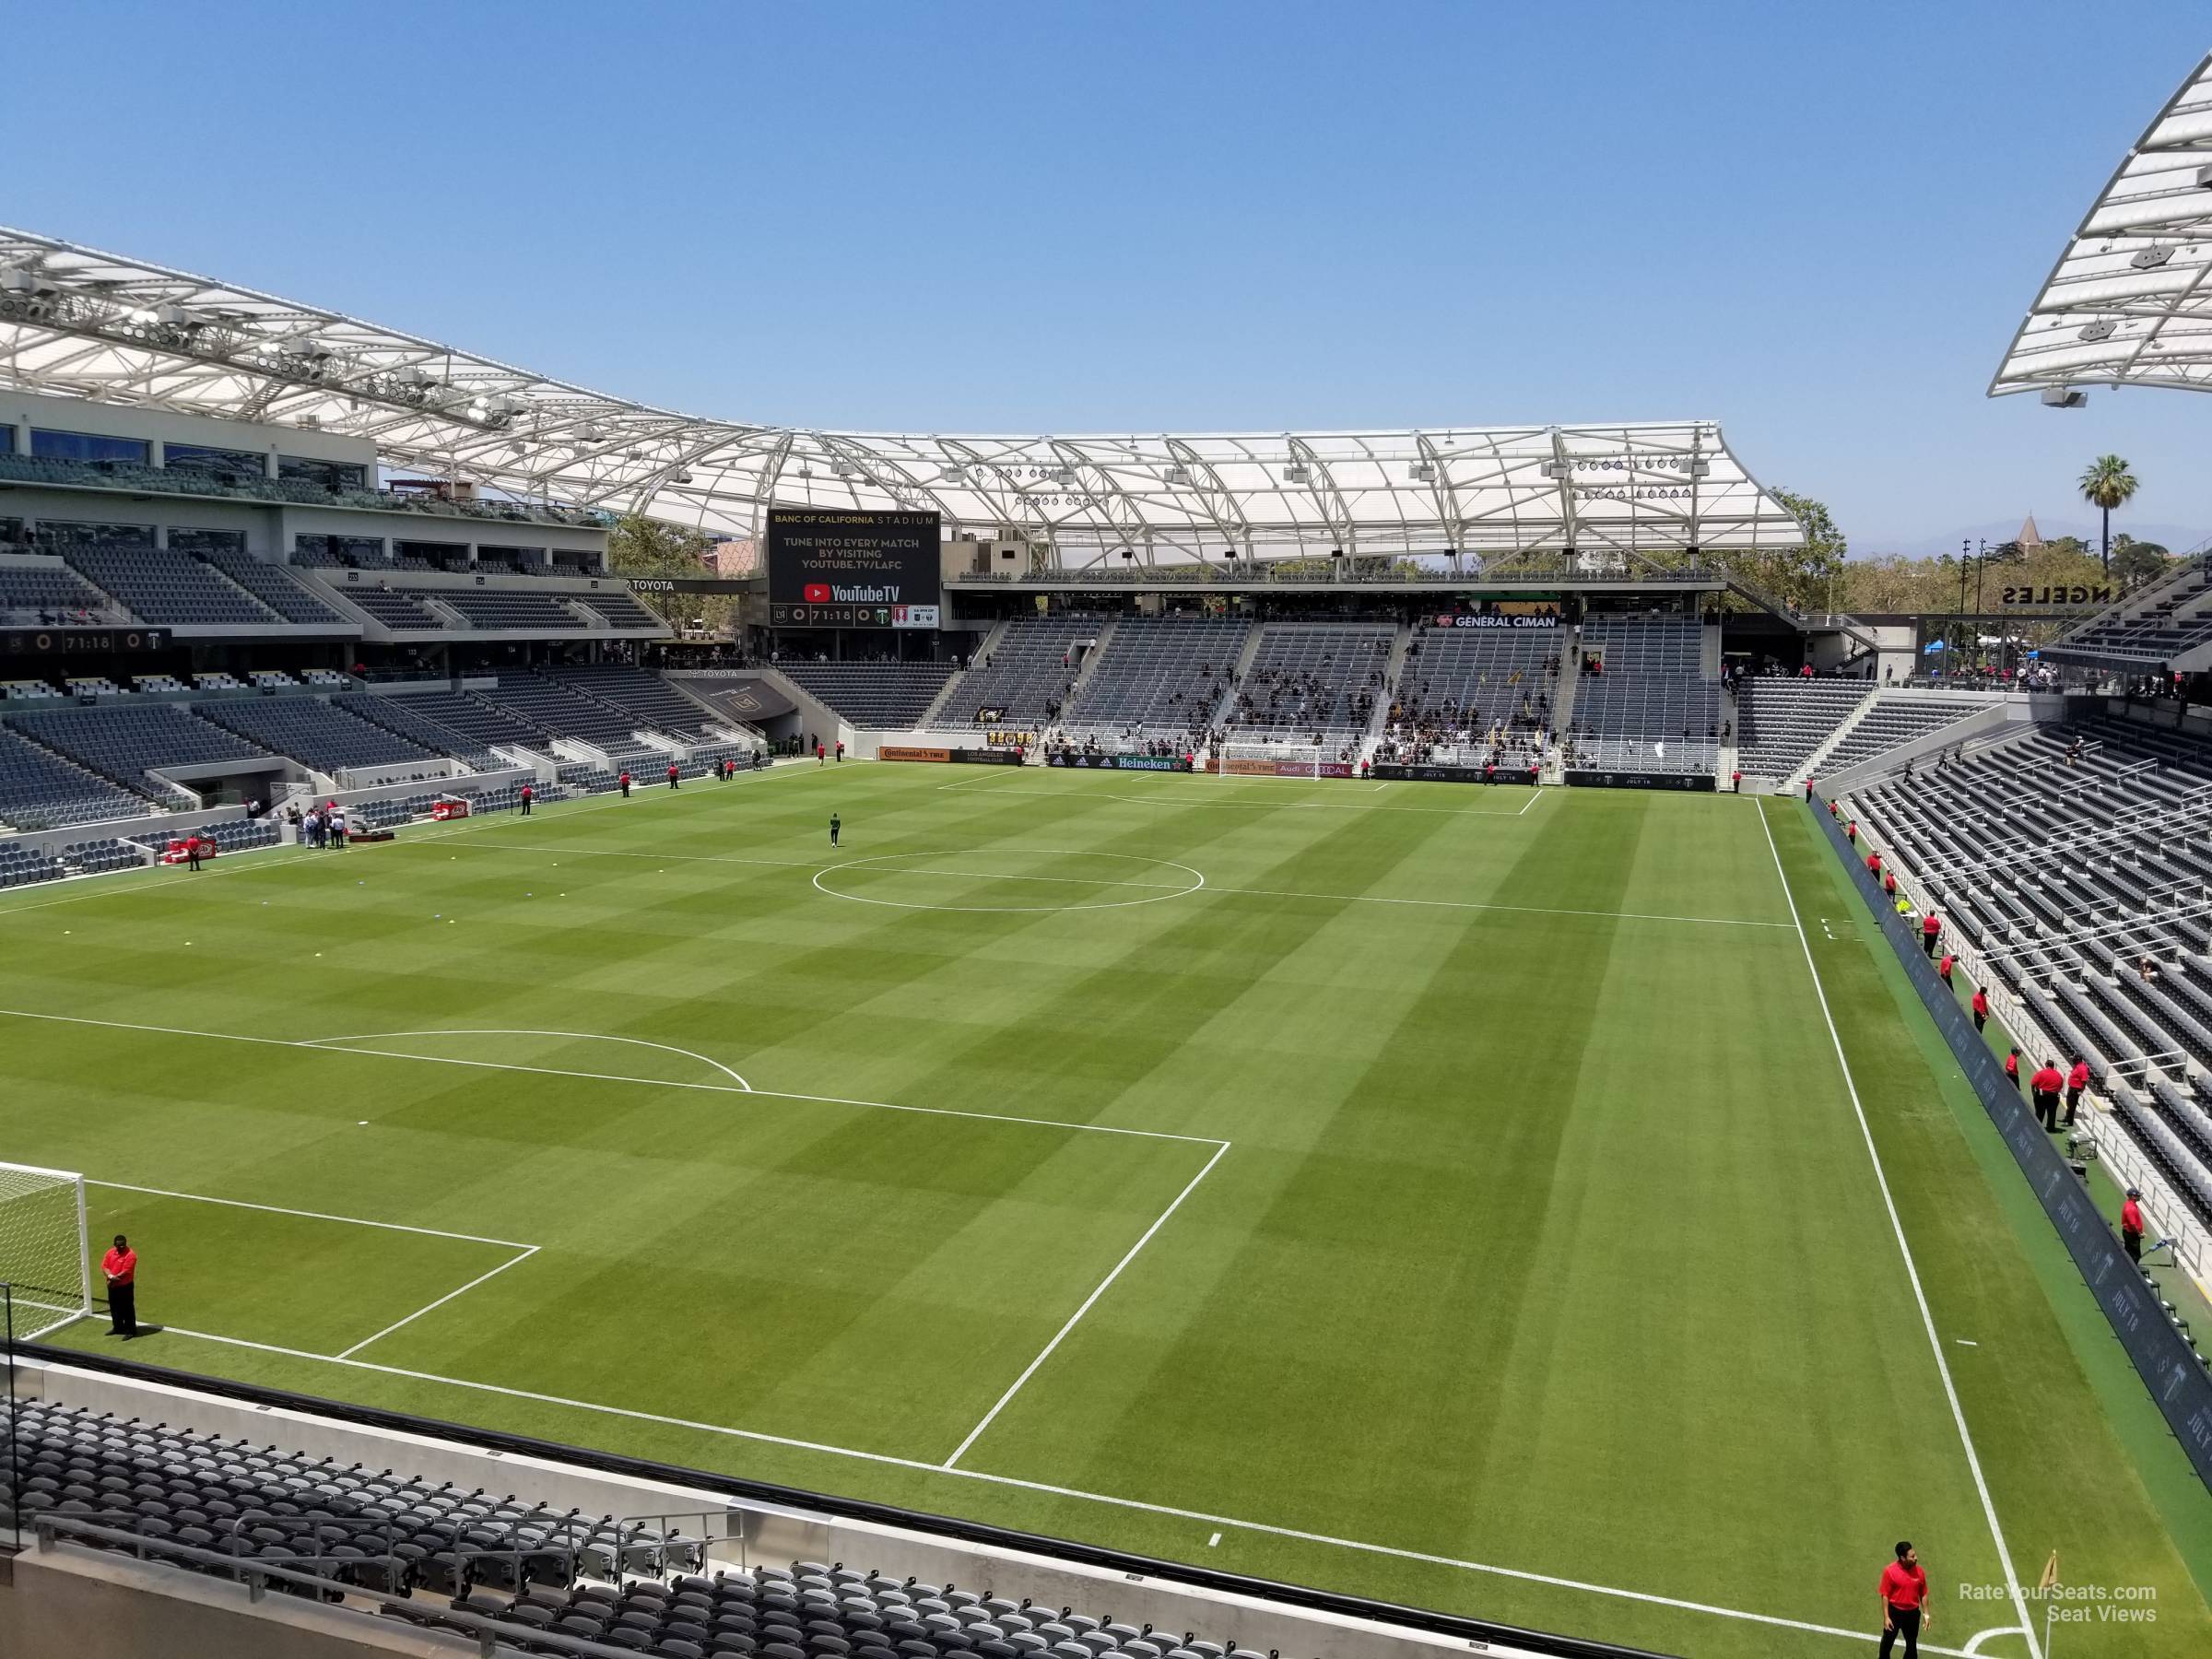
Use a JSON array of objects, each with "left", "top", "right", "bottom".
[
  {"left": 1222, "top": 621, "right": 1394, "bottom": 745},
  {"left": 2, "top": 679, "right": 65, "bottom": 701},
  {"left": 337, "top": 589, "right": 445, "bottom": 629},
  {"left": 1060, "top": 618, "right": 1247, "bottom": 745},
  {"left": 946, "top": 617, "right": 1094, "bottom": 726},
  {"left": 59, "top": 836, "right": 146, "bottom": 874},
  {"left": 1735, "top": 677, "right": 1871, "bottom": 780},
  {"left": 0, "top": 560, "right": 118, "bottom": 623},
  {"left": 1568, "top": 613, "right": 1720, "bottom": 775},
  {"left": 0, "top": 838, "right": 65, "bottom": 888},
  {"left": 399, "top": 587, "right": 583, "bottom": 630},
  {"left": 1820, "top": 693, "right": 1988, "bottom": 775},
  {"left": 472, "top": 677, "right": 660, "bottom": 756},
  {"left": 1379, "top": 622, "right": 1559, "bottom": 765},
  {"left": 196, "top": 547, "right": 347, "bottom": 626},
  {"left": 57, "top": 546, "right": 282, "bottom": 628},
  {"left": 571, "top": 590, "right": 667, "bottom": 629},
  {"left": 0, "top": 726, "right": 150, "bottom": 828},
  {"left": 365, "top": 689, "right": 547, "bottom": 754},
  {"left": 204, "top": 817, "right": 280, "bottom": 853},
  {"left": 540, "top": 664, "right": 723, "bottom": 739},
  {"left": 1847, "top": 716, "right": 2212, "bottom": 1223},
  {"left": 778, "top": 661, "right": 960, "bottom": 729},
  {"left": 2048, "top": 559, "right": 2212, "bottom": 668},
  {"left": 194, "top": 697, "right": 443, "bottom": 775},
  {"left": 3, "top": 1393, "right": 1261, "bottom": 1659},
  {"left": 332, "top": 691, "right": 501, "bottom": 770},
  {"left": 5, "top": 704, "right": 265, "bottom": 796}
]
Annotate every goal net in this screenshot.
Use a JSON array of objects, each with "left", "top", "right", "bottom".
[
  {"left": 1218, "top": 740, "right": 1329, "bottom": 780},
  {"left": 0, "top": 1162, "right": 91, "bottom": 1342}
]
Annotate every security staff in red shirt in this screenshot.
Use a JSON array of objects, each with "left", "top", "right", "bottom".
[
  {"left": 1877, "top": 1541, "right": 1930, "bottom": 1659},
  {"left": 618, "top": 770, "right": 631, "bottom": 797},
  {"left": 2004, "top": 1046, "right": 2020, "bottom": 1090},
  {"left": 1920, "top": 911, "right": 1941, "bottom": 957},
  {"left": 519, "top": 782, "right": 534, "bottom": 817},
  {"left": 1846, "top": 820, "right": 1858, "bottom": 843},
  {"left": 102, "top": 1233, "right": 137, "bottom": 1338},
  {"left": 1883, "top": 870, "right": 1898, "bottom": 899},
  {"left": 1731, "top": 768, "right": 1742, "bottom": 793},
  {"left": 1937, "top": 951, "right": 1955, "bottom": 988},
  {"left": 2030, "top": 1061, "right": 2065, "bottom": 1132},
  {"left": 2122, "top": 1187, "right": 2147, "bottom": 1265},
  {"left": 1866, "top": 850, "right": 1881, "bottom": 875},
  {"left": 184, "top": 833, "right": 205, "bottom": 871},
  {"left": 2065, "top": 1056, "right": 2090, "bottom": 1125},
  {"left": 1971, "top": 988, "right": 1989, "bottom": 1032},
  {"left": 667, "top": 763, "right": 680, "bottom": 789}
]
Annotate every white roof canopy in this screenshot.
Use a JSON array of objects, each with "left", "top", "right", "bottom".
[
  {"left": 0, "top": 226, "right": 1802, "bottom": 561},
  {"left": 1992, "top": 51, "right": 2212, "bottom": 397}
]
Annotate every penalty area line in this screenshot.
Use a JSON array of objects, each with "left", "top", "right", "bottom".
[{"left": 85, "top": 1324, "right": 1991, "bottom": 1655}]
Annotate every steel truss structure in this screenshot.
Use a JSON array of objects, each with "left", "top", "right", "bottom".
[
  {"left": 0, "top": 226, "right": 1803, "bottom": 565},
  {"left": 1992, "top": 51, "right": 2212, "bottom": 399}
]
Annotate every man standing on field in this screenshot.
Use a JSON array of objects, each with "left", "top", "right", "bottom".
[
  {"left": 1877, "top": 1541, "right": 1929, "bottom": 1659},
  {"left": 830, "top": 812, "right": 841, "bottom": 848},
  {"left": 102, "top": 1234, "right": 137, "bottom": 1338},
  {"left": 2031, "top": 1059, "right": 2065, "bottom": 1132}
]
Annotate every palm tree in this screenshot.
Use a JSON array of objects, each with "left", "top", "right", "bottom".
[{"left": 2078, "top": 454, "right": 2140, "bottom": 574}]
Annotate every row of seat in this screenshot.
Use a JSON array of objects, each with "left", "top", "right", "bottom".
[
  {"left": 4, "top": 1397, "right": 1258, "bottom": 1659},
  {"left": 778, "top": 662, "right": 960, "bottom": 729}
]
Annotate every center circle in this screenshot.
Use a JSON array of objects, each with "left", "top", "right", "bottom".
[{"left": 812, "top": 849, "right": 1206, "bottom": 912}]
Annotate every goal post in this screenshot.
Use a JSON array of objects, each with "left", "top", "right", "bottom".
[
  {"left": 0, "top": 1161, "right": 92, "bottom": 1342},
  {"left": 1218, "top": 740, "right": 1327, "bottom": 780}
]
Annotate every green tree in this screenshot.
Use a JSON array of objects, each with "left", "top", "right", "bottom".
[
  {"left": 2077, "top": 454, "right": 2140, "bottom": 574},
  {"left": 2110, "top": 533, "right": 2171, "bottom": 593},
  {"left": 605, "top": 512, "right": 738, "bottom": 635},
  {"left": 1704, "top": 487, "right": 1848, "bottom": 614}
]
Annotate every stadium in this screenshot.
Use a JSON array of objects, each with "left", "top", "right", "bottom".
[{"left": 4, "top": 29, "right": 2212, "bottom": 1659}]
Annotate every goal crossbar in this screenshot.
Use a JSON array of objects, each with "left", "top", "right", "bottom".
[{"left": 0, "top": 1160, "right": 92, "bottom": 1342}]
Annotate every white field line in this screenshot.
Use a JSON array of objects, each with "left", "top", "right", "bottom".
[
  {"left": 96, "top": 1321, "right": 1983, "bottom": 1656},
  {"left": 0, "top": 1008, "right": 1223, "bottom": 1147},
  {"left": 89, "top": 1179, "right": 543, "bottom": 1365},
  {"left": 299, "top": 1029, "right": 750, "bottom": 1089},
  {"left": 92, "top": 1181, "right": 533, "bottom": 1250},
  {"left": 942, "top": 1139, "right": 1231, "bottom": 1469},
  {"left": 333, "top": 1244, "right": 539, "bottom": 1360},
  {"left": 831, "top": 866, "right": 1189, "bottom": 891},
  {"left": 1756, "top": 803, "right": 2039, "bottom": 1658}
]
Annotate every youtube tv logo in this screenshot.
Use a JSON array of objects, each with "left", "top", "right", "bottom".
[{"left": 804, "top": 582, "right": 831, "bottom": 604}]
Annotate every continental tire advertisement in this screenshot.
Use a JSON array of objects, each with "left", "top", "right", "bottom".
[{"left": 767, "top": 509, "right": 941, "bottom": 629}]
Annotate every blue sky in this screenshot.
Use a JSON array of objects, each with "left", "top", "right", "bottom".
[{"left": 8, "top": 1, "right": 2209, "bottom": 555}]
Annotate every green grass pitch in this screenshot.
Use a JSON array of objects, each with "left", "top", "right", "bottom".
[{"left": 3, "top": 763, "right": 2209, "bottom": 1657}]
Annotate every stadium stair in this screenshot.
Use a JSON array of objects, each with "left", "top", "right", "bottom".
[
  {"left": 1357, "top": 623, "right": 1414, "bottom": 764},
  {"left": 1778, "top": 682, "right": 1877, "bottom": 786}
]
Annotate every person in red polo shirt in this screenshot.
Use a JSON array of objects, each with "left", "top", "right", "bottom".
[
  {"left": 1920, "top": 910, "right": 1941, "bottom": 957},
  {"left": 1877, "top": 1541, "right": 1929, "bottom": 1658},
  {"left": 1883, "top": 869, "right": 1898, "bottom": 899},
  {"left": 1937, "top": 951, "right": 1955, "bottom": 988},
  {"left": 2004, "top": 1045, "right": 2020, "bottom": 1090},
  {"left": 2030, "top": 1059, "right": 2065, "bottom": 1132},
  {"left": 1867, "top": 850, "right": 1881, "bottom": 875},
  {"left": 1846, "top": 820, "right": 1858, "bottom": 843},
  {"left": 1731, "top": 768, "right": 1742, "bottom": 793},
  {"left": 519, "top": 782, "right": 534, "bottom": 817},
  {"left": 619, "top": 770, "right": 631, "bottom": 798},
  {"left": 667, "top": 762, "right": 680, "bottom": 789},
  {"left": 2121, "top": 1186, "right": 2147, "bottom": 1265},
  {"left": 101, "top": 1233, "right": 137, "bottom": 1338},
  {"left": 184, "top": 832, "right": 205, "bottom": 872},
  {"left": 2065, "top": 1054, "right": 2091, "bottom": 1125},
  {"left": 1971, "top": 987, "right": 1989, "bottom": 1032}
]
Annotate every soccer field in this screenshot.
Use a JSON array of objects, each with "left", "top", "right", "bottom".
[{"left": 3, "top": 763, "right": 2208, "bottom": 1658}]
